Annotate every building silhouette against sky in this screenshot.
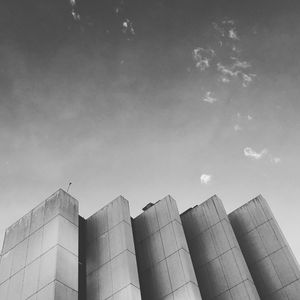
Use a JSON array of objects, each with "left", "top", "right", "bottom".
[{"left": 0, "top": 189, "right": 299, "bottom": 299}]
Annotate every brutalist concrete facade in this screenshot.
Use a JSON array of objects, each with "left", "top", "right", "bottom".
[
  {"left": 0, "top": 189, "right": 79, "bottom": 300},
  {"left": 0, "top": 189, "right": 300, "bottom": 300},
  {"left": 229, "top": 195, "right": 300, "bottom": 300},
  {"left": 181, "top": 195, "right": 260, "bottom": 300},
  {"left": 133, "top": 196, "right": 201, "bottom": 300}
]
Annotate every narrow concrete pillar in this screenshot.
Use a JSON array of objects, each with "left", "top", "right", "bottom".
[
  {"left": 85, "top": 196, "right": 141, "bottom": 300},
  {"left": 133, "top": 195, "right": 202, "bottom": 300},
  {"left": 181, "top": 195, "right": 260, "bottom": 300},
  {"left": 229, "top": 195, "right": 300, "bottom": 299},
  {"left": 0, "top": 189, "right": 79, "bottom": 300}
]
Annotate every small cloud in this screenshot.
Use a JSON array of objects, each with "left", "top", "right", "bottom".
[
  {"left": 71, "top": 10, "right": 80, "bottom": 21},
  {"left": 229, "top": 28, "right": 239, "bottom": 40},
  {"left": 271, "top": 157, "right": 281, "bottom": 164},
  {"left": 193, "top": 48, "right": 215, "bottom": 71},
  {"left": 200, "top": 174, "right": 212, "bottom": 184},
  {"left": 122, "top": 18, "right": 135, "bottom": 35},
  {"left": 247, "top": 115, "right": 253, "bottom": 120},
  {"left": 202, "top": 91, "right": 217, "bottom": 104},
  {"left": 244, "top": 147, "right": 268, "bottom": 160},
  {"left": 234, "top": 124, "right": 242, "bottom": 131}
]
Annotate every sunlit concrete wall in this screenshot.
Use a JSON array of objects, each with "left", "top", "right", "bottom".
[
  {"left": 181, "top": 195, "right": 260, "bottom": 300},
  {"left": 0, "top": 189, "right": 79, "bottom": 300},
  {"left": 229, "top": 195, "right": 300, "bottom": 299},
  {"left": 85, "top": 196, "right": 141, "bottom": 300},
  {"left": 133, "top": 195, "right": 202, "bottom": 300}
]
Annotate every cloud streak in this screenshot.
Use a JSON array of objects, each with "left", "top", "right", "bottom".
[
  {"left": 202, "top": 91, "right": 217, "bottom": 104},
  {"left": 244, "top": 147, "right": 268, "bottom": 160}
]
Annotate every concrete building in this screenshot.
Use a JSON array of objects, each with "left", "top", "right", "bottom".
[
  {"left": 0, "top": 189, "right": 299, "bottom": 300},
  {"left": 229, "top": 195, "right": 300, "bottom": 300},
  {"left": 181, "top": 195, "right": 260, "bottom": 300}
]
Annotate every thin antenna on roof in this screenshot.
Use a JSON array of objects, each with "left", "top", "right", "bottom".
[{"left": 67, "top": 182, "right": 72, "bottom": 193}]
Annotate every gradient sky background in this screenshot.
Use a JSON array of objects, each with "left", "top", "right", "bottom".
[{"left": 1, "top": 0, "right": 300, "bottom": 260}]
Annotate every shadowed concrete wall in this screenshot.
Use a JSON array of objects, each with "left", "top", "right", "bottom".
[
  {"left": 85, "top": 196, "right": 141, "bottom": 300},
  {"left": 181, "top": 195, "right": 260, "bottom": 300},
  {"left": 229, "top": 195, "right": 300, "bottom": 300},
  {"left": 0, "top": 189, "right": 79, "bottom": 300},
  {"left": 133, "top": 195, "right": 202, "bottom": 300}
]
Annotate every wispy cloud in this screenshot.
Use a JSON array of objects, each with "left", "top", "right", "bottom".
[
  {"left": 202, "top": 91, "right": 217, "bottom": 103},
  {"left": 244, "top": 147, "right": 268, "bottom": 160},
  {"left": 193, "top": 48, "right": 215, "bottom": 71},
  {"left": 200, "top": 174, "right": 212, "bottom": 184}
]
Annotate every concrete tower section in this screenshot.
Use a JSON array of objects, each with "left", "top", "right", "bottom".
[
  {"left": 0, "top": 189, "right": 79, "bottom": 300},
  {"left": 229, "top": 195, "right": 300, "bottom": 299},
  {"left": 85, "top": 196, "right": 141, "bottom": 300},
  {"left": 181, "top": 195, "right": 260, "bottom": 300},
  {"left": 133, "top": 195, "right": 202, "bottom": 300}
]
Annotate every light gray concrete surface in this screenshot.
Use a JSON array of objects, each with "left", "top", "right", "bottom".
[
  {"left": 85, "top": 195, "right": 141, "bottom": 300},
  {"left": 229, "top": 195, "right": 300, "bottom": 300},
  {"left": 181, "top": 195, "right": 260, "bottom": 300},
  {"left": 0, "top": 189, "right": 79, "bottom": 300},
  {"left": 133, "top": 195, "right": 202, "bottom": 300}
]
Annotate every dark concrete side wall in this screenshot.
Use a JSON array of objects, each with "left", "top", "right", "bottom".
[
  {"left": 133, "top": 195, "right": 202, "bottom": 300},
  {"left": 229, "top": 195, "right": 300, "bottom": 300},
  {"left": 0, "top": 189, "right": 79, "bottom": 300},
  {"left": 85, "top": 196, "right": 141, "bottom": 300},
  {"left": 181, "top": 195, "right": 260, "bottom": 300}
]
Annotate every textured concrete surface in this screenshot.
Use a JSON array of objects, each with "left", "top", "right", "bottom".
[
  {"left": 0, "top": 189, "right": 78, "bottom": 300},
  {"left": 85, "top": 196, "right": 141, "bottom": 300},
  {"left": 133, "top": 195, "right": 202, "bottom": 300},
  {"left": 229, "top": 195, "right": 300, "bottom": 300},
  {"left": 181, "top": 195, "right": 260, "bottom": 300}
]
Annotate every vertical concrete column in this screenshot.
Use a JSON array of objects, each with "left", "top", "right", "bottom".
[
  {"left": 181, "top": 195, "right": 260, "bottom": 300},
  {"left": 229, "top": 195, "right": 300, "bottom": 299},
  {"left": 0, "top": 189, "right": 79, "bottom": 300},
  {"left": 85, "top": 196, "right": 141, "bottom": 300},
  {"left": 133, "top": 195, "right": 202, "bottom": 300}
]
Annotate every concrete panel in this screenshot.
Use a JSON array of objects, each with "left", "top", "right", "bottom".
[
  {"left": 107, "top": 196, "right": 131, "bottom": 229},
  {"left": 86, "top": 232, "right": 110, "bottom": 275},
  {"left": 113, "top": 284, "right": 141, "bottom": 300},
  {"left": 11, "top": 238, "right": 28, "bottom": 275},
  {"left": 173, "top": 282, "right": 202, "bottom": 300},
  {"left": 42, "top": 215, "right": 78, "bottom": 255},
  {"left": 181, "top": 195, "right": 260, "bottom": 300},
  {"left": 229, "top": 195, "right": 300, "bottom": 300},
  {"left": 36, "top": 281, "right": 55, "bottom": 300},
  {"left": 111, "top": 250, "right": 140, "bottom": 293},
  {"left": 134, "top": 195, "right": 201, "bottom": 300},
  {"left": 38, "top": 246, "right": 58, "bottom": 290},
  {"left": 86, "top": 207, "right": 108, "bottom": 244},
  {"left": 27, "top": 227, "right": 43, "bottom": 264},
  {"left": 56, "top": 245, "right": 78, "bottom": 291},
  {"left": 98, "top": 262, "right": 113, "bottom": 299},
  {"left": 7, "top": 269, "right": 24, "bottom": 300},
  {"left": 0, "top": 250, "right": 13, "bottom": 284},
  {"left": 0, "top": 279, "right": 9, "bottom": 299},
  {"left": 22, "top": 258, "right": 40, "bottom": 300},
  {"left": 30, "top": 202, "right": 45, "bottom": 234},
  {"left": 109, "top": 221, "right": 135, "bottom": 259},
  {"left": 55, "top": 280, "right": 78, "bottom": 300}
]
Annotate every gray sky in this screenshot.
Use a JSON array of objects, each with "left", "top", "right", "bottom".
[{"left": 1, "top": 0, "right": 300, "bottom": 261}]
